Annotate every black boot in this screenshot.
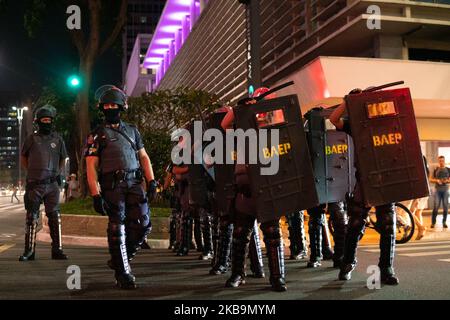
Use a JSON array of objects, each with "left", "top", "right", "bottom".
[
  {"left": 339, "top": 260, "right": 357, "bottom": 281},
  {"left": 266, "top": 238, "right": 287, "bottom": 292},
  {"left": 287, "top": 211, "right": 308, "bottom": 260},
  {"left": 47, "top": 212, "right": 68, "bottom": 260},
  {"left": 126, "top": 220, "right": 152, "bottom": 261},
  {"left": 168, "top": 212, "right": 177, "bottom": 250},
  {"left": 307, "top": 210, "right": 323, "bottom": 268},
  {"left": 177, "top": 214, "right": 193, "bottom": 256},
  {"left": 19, "top": 223, "right": 37, "bottom": 261},
  {"left": 199, "top": 210, "right": 214, "bottom": 260},
  {"left": 321, "top": 220, "right": 334, "bottom": 261},
  {"left": 248, "top": 222, "right": 265, "bottom": 278},
  {"left": 194, "top": 216, "right": 204, "bottom": 253},
  {"left": 379, "top": 234, "right": 399, "bottom": 285},
  {"left": 225, "top": 234, "right": 248, "bottom": 288},
  {"left": 210, "top": 215, "right": 219, "bottom": 267},
  {"left": 329, "top": 202, "right": 348, "bottom": 268},
  {"left": 108, "top": 223, "right": 136, "bottom": 289},
  {"left": 210, "top": 222, "right": 233, "bottom": 275}
]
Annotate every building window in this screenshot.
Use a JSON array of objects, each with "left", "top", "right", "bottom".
[{"left": 140, "top": 16, "right": 148, "bottom": 24}]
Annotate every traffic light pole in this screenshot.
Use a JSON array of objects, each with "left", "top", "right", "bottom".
[{"left": 241, "top": 0, "right": 262, "bottom": 91}]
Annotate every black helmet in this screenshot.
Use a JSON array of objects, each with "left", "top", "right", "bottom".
[
  {"left": 34, "top": 105, "right": 56, "bottom": 121},
  {"left": 348, "top": 88, "right": 363, "bottom": 95},
  {"left": 96, "top": 85, "right": 128, "bottom": 111}
]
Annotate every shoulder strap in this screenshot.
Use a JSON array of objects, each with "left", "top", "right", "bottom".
[{"left": 108, "top": 125, "right": 138, "bottom": 152}]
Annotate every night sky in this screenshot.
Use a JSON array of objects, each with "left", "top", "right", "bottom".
[{"left": 0, "top": 1, "right": 122, "bottom": 97}]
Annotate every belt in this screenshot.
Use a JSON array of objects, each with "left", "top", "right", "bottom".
[
  {"left": 26, "top": 177, "right": 57, "bottom": 187},
  {"left": 102, "top": 169, "right": 141, "bottom": 182}
]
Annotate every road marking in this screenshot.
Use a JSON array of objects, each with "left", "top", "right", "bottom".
[
  {"left": 364, "top": 244, "right": 450, "bottom": 252},
  {"left": 361, "top": 240, "right": 450, "bottom": 248},
  {"left": 399, "top": 250, "right": 450, "bottom": 257},
  {"left": 438, "top": 259, "right": 450, "bottom": 263},
  {"left": 0, "top": 244, "right": 15, "bottom": 253},
  {"left": 0, "top": 233, "right": 17, "bottom": 238}
]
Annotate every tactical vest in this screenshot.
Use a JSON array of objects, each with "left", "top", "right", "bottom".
[
  {"left": 27, "top": 133, "right": 62, "bottom": 180},
  {"left": 97, "top": 124, "right": 140, "bottom": 174}
]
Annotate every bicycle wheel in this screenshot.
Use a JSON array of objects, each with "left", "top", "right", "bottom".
[{"left": 394, "top": 202, "right": 415, "bottom": 244}]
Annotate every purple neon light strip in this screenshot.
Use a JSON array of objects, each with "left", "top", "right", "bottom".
[{"left": 143, "top": 0, "right": 204, "bottom": 88}]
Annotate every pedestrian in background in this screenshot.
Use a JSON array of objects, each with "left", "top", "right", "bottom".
[
  {"left": 430, "top": 156, "right": 449, "bottom": 229},
  {"left": 11, "top": 185, "right": 20, "bottom": 203},
  {"left": 67, "top": 173, "right": 80, "bottom": 201}
]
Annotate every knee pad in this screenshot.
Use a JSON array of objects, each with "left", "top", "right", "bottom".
[
  {"left": 108, "top": 222, "right": 126, "bottom": 244},
  {"left": 261, "top": 223, "right": 281, "bottom": 240},
  {"left": 26, "top": 210, "right": 40, "bottom": 225},
  {"left": 348, "top": 206, "right": 367, "bottom": 234},
  {"left": 376, "top": 205, "right": 395, "bottom": 235},
  {"left": 331, "top": 205, "right": 348, "bottom": 227}
]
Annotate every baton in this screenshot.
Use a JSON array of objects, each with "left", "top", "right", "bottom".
[
  {"left": 255, "top": 81, "right": 295, "bottom": 101},
  {"left": 363, "top": 81, "right": 405, "bottom": 92}
]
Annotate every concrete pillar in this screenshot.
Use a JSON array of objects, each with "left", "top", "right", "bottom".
[
  {"left": 190, "top": 0, "right": 196, "bottom": 30},
  {"left": 374, "top": 35, "right": 407, "bottom": 60},
  {"left": 200, "top": 0, "right": 207, "bottom": 12}
]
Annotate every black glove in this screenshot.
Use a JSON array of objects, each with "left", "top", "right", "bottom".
[
  {"left": 147, "top": 180, "right": 157, "bottom": 203},
  {"left": 93, "top": 194, "right": 106, "bottom": 216}
]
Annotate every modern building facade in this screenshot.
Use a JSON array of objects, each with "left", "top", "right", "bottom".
[
  {"left": 124, "top": 34, "right": 155, "bottom": 97},
  {"left": 143, "top": 0, "right": 450, "bottom": 135},
  {"left": 0, "top": 91, "right": 20, "bottom": 183},
  {"left": 122, "top": 0, "right": 166, "bottom": 82}
]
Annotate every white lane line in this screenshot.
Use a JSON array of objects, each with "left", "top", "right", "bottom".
[
  {"left": 364, "top": 245, "right": 450, "bottom": 252},
  {"left": 399, "top": 250, "right": 450, "bottom": 257},
  {"left": 438, "top": 259, "right": 450, "bottom": 263},
  {"left": 361, "top": 240, "right": 450, "bottom": 248}
]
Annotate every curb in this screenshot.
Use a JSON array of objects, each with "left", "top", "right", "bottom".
[{"left": 36, "top": 229, "right": 170, "bottom": 249}]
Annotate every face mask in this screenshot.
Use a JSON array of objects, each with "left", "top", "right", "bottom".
[
  {"left": 38, "top": 122, "right": 53, "bottom": 134},
  {"left": 103, "top": 109, "right": 121, "bottom": 124}
]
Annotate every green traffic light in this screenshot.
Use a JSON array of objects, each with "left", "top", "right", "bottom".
[{"left": 67, "top": 75, "right": 81, "bottom": 89}]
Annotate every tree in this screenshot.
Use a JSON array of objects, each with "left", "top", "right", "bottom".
[
  {"left": 34, "top": 80, "right": 102, "bottom": 175},
  {"left": 123, "top": 88, "right": 222, "bottom": 180},
  {"left": 16, "top": 0, "right": 127, "bottom": 194}
]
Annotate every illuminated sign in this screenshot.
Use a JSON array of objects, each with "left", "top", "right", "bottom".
[
  {"left": 256, "top": 109, "right": 286, "bottom": 128},
  {"left": 367, "top": 101, "right": 397, "bottom": 118}
]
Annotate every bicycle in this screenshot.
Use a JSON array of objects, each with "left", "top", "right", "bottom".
[{"left": 328, "top": 202, "right": 415, "bottom": 244}]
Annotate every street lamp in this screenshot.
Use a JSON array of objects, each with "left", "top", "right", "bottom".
[{"left": 12, "top": 106, "right": 28, "bottom": 193}]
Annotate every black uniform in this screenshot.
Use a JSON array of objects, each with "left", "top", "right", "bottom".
[
  {"left": 338, "top": 119, "right": 397, "bottom": 283},
  {"left": 225, "top": 165, "right": 286, "bottom": 292},
  {"left": 85, "top": 121, "right": 151, "bottom": 286},
  {"left": 174, "top": 167, "right": 193, "bottom": 256},
  {"left": 307, "top": 202, "right": 347, "bottom": 267},
  {"left": 286, "top": 211, "right": 308, "bottom": 260},
  {"left": 20, "top": 130, "right": 68, "bottom": 261}
]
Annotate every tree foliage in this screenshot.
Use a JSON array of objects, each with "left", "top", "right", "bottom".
[{"left": 122, "top": 88, "right": 222, "bottom": 181}]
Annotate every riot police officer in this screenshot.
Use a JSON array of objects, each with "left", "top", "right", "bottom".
[
  {"left": 163, "top": 163, "right": 178, "bottom": 250},
  {"left": 85, "top": 86, "right": 156, "bottom": 289},
  {"left": 307, "top": 202, "right": 347, "bottom": 268},
  {"left": 286, "top": 211, "right": 308, "bottom": 260},
  {"left": 221, "top": 88, "right": 287, "bottom": 292},
  {"left": 19, "top": 105, "right": 68, "bottom": 261},
  {"left": 330, "top": 89, "right": 399, "bottom": 285}
]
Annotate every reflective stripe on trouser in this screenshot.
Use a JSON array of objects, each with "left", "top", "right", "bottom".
[
  {"left": 286, "top": 211, "right": 307, "bottom": 256},
  {"left": 249, "top": 220, "right": 264, "bottom": 275}
]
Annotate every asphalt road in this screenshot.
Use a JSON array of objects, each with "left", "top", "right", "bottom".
[{"left": 1, "top": 196, "right": 450, "bottom": 300}]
